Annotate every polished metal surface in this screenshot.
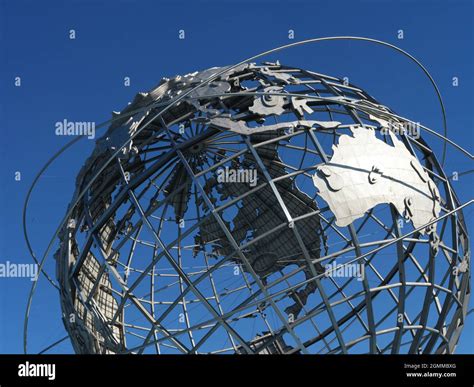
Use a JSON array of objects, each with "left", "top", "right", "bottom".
[{"left": 55, "top": 63, "right": 470, "bottom": 354}]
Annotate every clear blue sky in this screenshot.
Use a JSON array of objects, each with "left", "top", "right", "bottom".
[{"left": 0, "top": 0, "right": 472, "bottom": 354}]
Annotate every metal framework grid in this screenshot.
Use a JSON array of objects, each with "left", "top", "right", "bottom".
[{"left": 55, "top": 63, "right": 470, "bottom": 354}]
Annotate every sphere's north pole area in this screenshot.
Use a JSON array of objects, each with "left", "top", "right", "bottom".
[{"left": 55, "top": 63, "right": 470, "bottom": 354}]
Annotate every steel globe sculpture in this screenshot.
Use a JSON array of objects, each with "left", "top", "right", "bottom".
[{"left": 55, "top": 62, "right": 470, "bottom": 354}]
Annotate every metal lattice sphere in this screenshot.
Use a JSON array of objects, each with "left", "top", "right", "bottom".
[{"left": 56, "top": 62, "right": 470, "bottom": 354}]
